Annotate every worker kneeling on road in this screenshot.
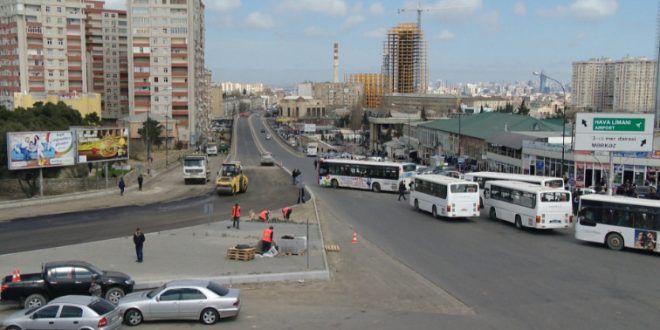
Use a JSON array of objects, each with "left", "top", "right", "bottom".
[
  {"left": 261, "top": 226, "right": 274, "bottom": 253},
  {"left": 282, "top": 206, "right": 292, "bottom": 220},
  {"left": 259, "top": 210, "right": 270, "bottom": 222}
]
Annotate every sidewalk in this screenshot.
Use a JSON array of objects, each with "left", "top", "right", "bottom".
[
  {"left": 0, "top": 200, "right": 328, "bottom": 290},
  {"left": 0, "top": 152, "right": 226, "bottom": 222}
]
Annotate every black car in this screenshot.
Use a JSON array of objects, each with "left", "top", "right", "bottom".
[
  {"left": 0, "top": 261, "right": 134, "bottom": 309},
  {"left": 260, "top": 129, "right": 266, "bottom": 133}
]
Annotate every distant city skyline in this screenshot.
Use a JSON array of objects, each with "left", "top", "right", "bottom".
[{"left": 104, "top": 0, "right": 657, "bottom": 87}]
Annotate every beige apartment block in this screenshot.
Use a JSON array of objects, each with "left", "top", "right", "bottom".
[
  {"left": 127, "top": 0, "right": 206, "bottom": 144},
  {"left": 0, "top": 0, "right": 88, "bottom": 110},
  {"left": 571, "top": 57, "right": 614, "bottom": 112},
  {"left": 279, "top": 96, "right": 326, "bottom": 120},
  {"left": 84, "top": 0, "right": 128, "bottom": 120}
]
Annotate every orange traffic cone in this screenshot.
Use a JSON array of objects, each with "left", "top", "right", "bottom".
[
  {"left": 351, "top": 231, "right": 358, "bottom": 244},
  {"left": 11, "top": 269, "right": 21, "bottom": 282}
]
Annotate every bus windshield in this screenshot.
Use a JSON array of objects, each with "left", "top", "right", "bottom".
[
  {"left": 450, "top": 184, "right": 478, "bottom": 193},
  {"left": 541, "top": 192, "right": 569, "bottom": 202}
]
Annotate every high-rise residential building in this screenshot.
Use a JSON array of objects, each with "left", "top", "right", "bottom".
[
  {"left": 382, "top": 23, "right": 427, "bottom": 94},
  {"left": 84, "top": 0, "right": 128, "bottom": 120},
  {"left": 346, "top": 73, "right": 385, "bottom": 108},
  {"left": 539, "top": 71, "right": 547, "bottom": 94},
  {"left": 572, "top": 58, "right": 614, "bottom": 112},
  {"left": 612, "top": 58, "right": 656, "bottom": 113},
  {"left": 572, "top": 57, "right": 656, "bottom": 113},
  {"left": 127, "top": 0, "right": 206, "bottom": 144},
  {"left": 0, "top": 0, "right": 88, "bottom": 110},
  {"left": 209, "top": 83, "right": 224, "bottom": 118}
]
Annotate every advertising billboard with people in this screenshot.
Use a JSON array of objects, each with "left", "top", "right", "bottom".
[
  {"left": 7, "top": 131, "right": 76, "bottom": 170},
  {"left": 76, "top": 128, "right": 129, "bottom": 163}
]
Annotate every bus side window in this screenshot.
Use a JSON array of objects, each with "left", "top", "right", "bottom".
[
  {"left": 484, "top": 188, "right": 490, "bottom": 199},
  {"left": 578, "top": 208, "right": 597, "bottom": 226}
]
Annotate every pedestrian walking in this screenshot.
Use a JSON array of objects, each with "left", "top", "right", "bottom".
[
  {"left": 313, "top": 159, "right": 318, "bottom": 169},
  {"left": 231, "top": 203, "right": 241, "bottom": 229},
  {"left": 137, "top": 174, "right": 144, "bottom": 191},
  {"left": 297, "top": 180, "right": 306, "bottom": 204},
  {"left": 261, "top": 226, "right": 274, "bottom": 253},
  {"left": 397, "top": 181, "right": 407, "bottom": 201},
  {"left": 133, "top": 227, "right": 145, "bottom": 263},
  {"left": 118, "top": 177, "right": 126, "bottom": 196},
  {"left": 89, "top": 275, "right": 102, "bottom": 297},
  {"left": 282, "top": 206, "right": 292, "bottom": 220},
  {"left": 291, "top": 169, "right": 298, "bottom": 185}
]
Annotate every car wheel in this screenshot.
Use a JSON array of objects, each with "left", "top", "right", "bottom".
[
  {"left": 24, "top": 293, "right": 46, "bottom": 309},
  {"left": 515, "top": 215, "right": 523, "bottom": 230},
  {"left": 432, "top": 205, "right": 438, "bottom": 218},
  {"left": 331, "top": 179, "right": 339, "bottom": 189},
  {"left": 606, "top": 233, "right": 624, "bottom": 251},
  {"left": 372, "top": 182, "right": 381, "bottom": 193},
  {"left": 414, "top": 199, "right": 419, "bottom": 211},
  {"left": 6, "top": 326, "right": 21, "bottom": 330},
  {"left": 125, "top": 309, "right": 143, "bottom": 326},
  {"left": 105, "top": 287, "right": 125, "bottom": 304},
  {"left": 489, "top": 207, "right": 497, "bottom": 221},
  {"left": 200, "top": 308, "right": 220, "bottom": 325}
]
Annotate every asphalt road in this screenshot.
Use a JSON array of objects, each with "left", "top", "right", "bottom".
[
  {"left": 255, "top": 115, "right": 660, "bottom": 329},
  {"left": 0, "top": 117, "right": 297, "bottom": 254}
]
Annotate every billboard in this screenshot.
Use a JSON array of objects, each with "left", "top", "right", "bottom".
[
  {"left": 304, "top": 123, "right": 316, "bottom": 133},
  {"left": 7, "top": 131, "right": 75, "bottom": 170},
  {"left": 575, "top": 113, "right": 655, "bottom": 152},
  {"left": 76, "top": 128, "right": 129, "bottom": 163}
]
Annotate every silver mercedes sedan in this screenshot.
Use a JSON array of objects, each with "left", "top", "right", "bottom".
[
  {"left": 117, "top": 279, "right": 240, "bottom": 326},
  {"left": 1, "top": 295, "right": 122, "bottom": 330}
]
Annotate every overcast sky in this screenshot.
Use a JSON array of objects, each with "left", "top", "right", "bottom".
[{"left": 105, "top": 0, "right": 657, "bottom": 87}]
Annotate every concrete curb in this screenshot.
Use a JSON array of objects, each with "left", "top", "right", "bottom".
[{"left": 134, "top": 270, "right": 330, "bottom": 290}]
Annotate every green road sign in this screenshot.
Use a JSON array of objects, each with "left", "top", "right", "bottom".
[{"left": 593, "top": 118, "right": 645, "bottom": 132}]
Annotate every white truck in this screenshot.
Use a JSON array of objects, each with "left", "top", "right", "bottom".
[
  {"left": 306, "top": 142, "right": 318, "bottom": 157},
  {"left": 183, "top": 155, "right": 210, "bottom": 184},
  {"left": 206, "top": 143, "right": 218, "bottom": 156}
]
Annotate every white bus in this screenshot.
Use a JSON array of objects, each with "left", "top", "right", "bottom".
[
  {"left": 483, "top": 181, "right": 573, "bottom": 230},
  {"left": 306, "top": 143, "right": 318, "bottom": 157},
  {"left": 575, "top": 194, "right": 660, "bottom": 252},
  {"left": 410, "top": 175, "right": 480, "bottom": 219},
  {"left": 464, "top": 172, "right": 565, "bottom": 206},
  {"left": 318, "top": 159, "right": 416, "bottom": 192}
]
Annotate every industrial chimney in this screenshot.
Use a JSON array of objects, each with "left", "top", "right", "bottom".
[{"left": 333, "top": 42, "right": 339, "bottom": 83}]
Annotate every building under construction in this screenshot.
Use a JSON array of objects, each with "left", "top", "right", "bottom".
[
  {"left": 346, "top": 73, "right": 385, "bottom": 108},
  {"left": 382, "top": 23, "right": 428, "bottom": 94}
]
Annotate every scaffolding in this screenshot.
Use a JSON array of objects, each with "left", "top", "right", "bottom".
[
  {"left": 382, "top": 23, "right": 428, "bottom": 94},
  {"left": 346, "top": 73, "right": 385, "bottom": 108}
]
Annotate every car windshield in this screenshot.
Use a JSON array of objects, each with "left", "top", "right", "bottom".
[
  {"left": 184, "top": 159, "right": 203, "bottom": 167},
  {"left": 88, "top": 299, "right": 116, "bottom": 316},
  {"left": 147, "top": 285, "right": 167, "bottom": 299}
]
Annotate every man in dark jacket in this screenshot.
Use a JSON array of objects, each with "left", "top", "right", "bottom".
[
  {"left": 397, "top": 181, "right": 407, "bottom": 201},
  {"left": 137, "top": 174, "right": 144, "bottom": 191},
  {"left": 133, "top": 228, "right": 145, "bottom": 263},
  {"left": 118, "top": 177, "right": 126, "bottom": 196}
]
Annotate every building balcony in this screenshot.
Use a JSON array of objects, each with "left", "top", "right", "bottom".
[
  {"left": 134, "top": 100, "right": 151, "bottom": 107},
  {"left": 28, "top": 75, "right": 44, "bottom": 81},
  {"left": 134, "top": 81, "right": 150, "bottom": 87},
  {"left": 172, "top": 101, "right": 188, "bottom": 107},
  {"left": 68, "top": 65, "right": 81, "bottom": 71},
  {"left": 171, "top": 43, "right": 187, "bottom": 49},
  {"left": 171, "top": 62, "right": 187, "bottom": 68},
  {"left": 29, "top": 86, "right": 45, "bottom": 92},
  {"left": 66, "top": 24, "right": 81, "bottom": 30},
  {"left": 172, "top": 71, "right": 187, "bottom": 77},
  {"left": 172, "top": 110, "right": 188, "bottom": 116},
  {"left": 66, "top": 34, "right": 81, "bottom": 40},
  {"left": 171, "top": 52, "right": 187, "bottom": 58},
  {"left": 134, "top": 90, "right": 150, "bottom": 96},
  {"left": 67, "top": 45, "right": 81, "bottom": 51},
  {"left": 133, "top": 61, "right": 150, "bottom": 67},
  {"left": 69, "top": 75, "right": 83, "bottom": 81},
  {"left": 27, "top": 43, "right": 42, "bottom": 49},
  {"left": 26, "top": 32, "right": 42, "bottom": 38},
  {"left": 134, "top": 72, "right": 149, "bottom": 78},
  {"left": 172, "top": 91, "right": 187, "bottom": 97},
  {"left": 172, "top": 82, "right": 187, "bottom": 88},
  {"left": 133, "top": 53, "right": 150, "bottom": 58}
]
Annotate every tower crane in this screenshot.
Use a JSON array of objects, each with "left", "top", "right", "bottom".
[{"left": 398, "top": 1, "right": 470, "bottom": 30}]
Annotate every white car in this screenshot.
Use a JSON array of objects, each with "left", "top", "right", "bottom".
[{"left": 265, "top": 134, "right": 272, "bottom": 140}]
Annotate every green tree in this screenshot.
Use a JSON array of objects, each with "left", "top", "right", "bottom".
[
  {"left": 137, "top": 118, "right": 164, "bottom": 150},
  {"left": 82, "top": 112, "right": 102, "bottom": 126},
  {"left": 517, "top": 100, "right": 530, "bottom": 116},
  {"left": 496, "top": 103, "right": 514, "bottom": 113}
]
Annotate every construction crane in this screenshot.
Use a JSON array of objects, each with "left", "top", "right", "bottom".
[{"left": 398, "top": 1, "right": 470, "bottom": 30}]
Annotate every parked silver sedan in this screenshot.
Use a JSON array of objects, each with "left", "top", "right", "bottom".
[
  {"left": 118, "top": 279, "right": 240, "bottom": 326},
  {"left": 1, "top": 295, "right": 122, "bottom": 330}
]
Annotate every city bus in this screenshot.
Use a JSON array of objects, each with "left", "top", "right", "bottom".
[
  {"left": 410, "top": 175, "right": 480, "bottom": 219},
  {"left": 483, "top": 181, "right": 573, "bottom": 230},
  {"left": 464, "top": 172, "right": 565, "bottom": 206},
  {"left": 318, "top": 159, "right": 416, "bottom": 192},
  {"left": 306, "top": 143, "right": 318, "bottom": 157},
  {"left": 575, "top": 194, "right": 660, "bottom": 252}
]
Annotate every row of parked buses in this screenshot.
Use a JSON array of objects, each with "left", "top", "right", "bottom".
[{"left": 317, "top": 159, "right": 660, "bottom": 254}]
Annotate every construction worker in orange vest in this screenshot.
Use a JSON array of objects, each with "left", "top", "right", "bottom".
[
  {"left": 231, "top": 203, "right": 241, "bottom": 229},
  {"left": 259, "top": 210, "right": 270, "bottom": 222},
  {"left": 261, "top": 226, "right": 274, "bottom": 253},
  {"left": 281, "top": 206, "right": 292, "bottom": 220}
]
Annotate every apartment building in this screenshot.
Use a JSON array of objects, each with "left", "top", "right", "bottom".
[
  {"left": 84, "top": 0, "right": 128, "bottom": 120},
  {"left": 297, "top": 82, "right": 363, "bottom": 112},
  {"left": 0, "top": 0, "right": 88, "bottom": 110},
  {"left": 127, "top": 0, "right": 206, "bottom": 144},
  {"left": 572, "top": 57, "right": 656, "bottom": 113},
  {"left": 612, "top": 57, "right": 656, "bottom": 113}
]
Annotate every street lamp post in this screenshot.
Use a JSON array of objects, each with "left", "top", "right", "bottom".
[{"left": 533, "top": 71, "right": 566, "bottom": 179}]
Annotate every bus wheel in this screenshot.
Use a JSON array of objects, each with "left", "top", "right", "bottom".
[
  {"left": 414, "top": 199, "right": 419, "bottom": 211},
  {"left": 331, "top": 179, "right": 339, "bottom": 189},
  {"left": 515, "top": 216, "right": 523, "bottom": 230},
  {"left": 606, "top": 233, "right": 624, "bottom": 251},
  {"left": 431, "top": 205, "right": 438, "bottom": 218},
  {"left": 372, "top": 183, "right": 381, "bottom": 193},
  {"left": 489, "top": 208, "right": 497, "bottom": 221}
]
